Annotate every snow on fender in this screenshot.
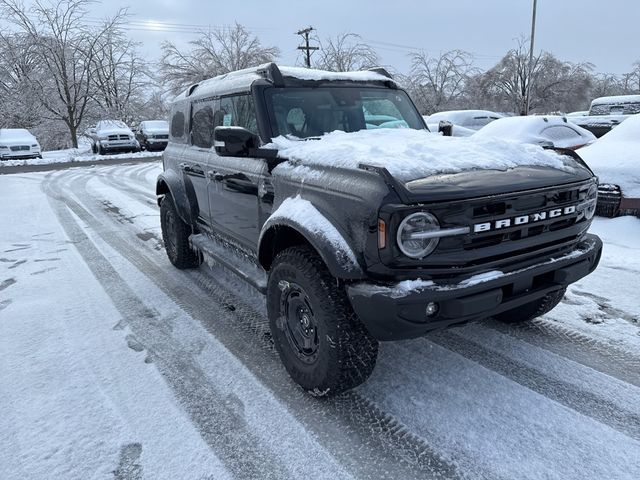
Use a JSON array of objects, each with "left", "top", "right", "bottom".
[{"left": 258, "top": 195, "right": 363, "bottom": 278}]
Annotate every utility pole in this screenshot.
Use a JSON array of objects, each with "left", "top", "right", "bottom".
[
  {"left": 525, "top": 0, "right": 538, "bottom": 115},
  {"left": 296, "top": 27, "right": 319, "bottom": 68}
]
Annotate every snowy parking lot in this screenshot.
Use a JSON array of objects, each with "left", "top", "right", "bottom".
[{"left": 1, "top": 160, "right": 639, "bottom": 480}]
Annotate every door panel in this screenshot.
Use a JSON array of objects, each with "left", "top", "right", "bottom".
[
  {"left": 180, "top": 146, "right": 211, "bottom": 227},
  {"left": 207, "top": 154, "right": 268, "bottom": 254}
]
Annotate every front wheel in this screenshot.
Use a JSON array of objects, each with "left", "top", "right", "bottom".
[
  {"left": 493, "top": 288, "right": 566, "bottom": 324},
  {"left": 267, "top": 246, "right": 378, "bottom": 397},
  {"left": 160, "top": 194, "right": 201, "bottom": 269}
]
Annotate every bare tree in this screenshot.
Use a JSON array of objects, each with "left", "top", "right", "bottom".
[
  {"left": 622, "top": 61, "right": 640, "bottom": 94},
  {"left": 159, "top": 23, "right": 280, "bottom": 96},
  {"left": 0, "top": 0, "right": 126, "bottom": 147},
  {"left": 476, "top": 38, "right": 540, "bottom": 115},
  {"left": 0, "top": 33, "right": 41, "bottom": 128},
  {"left": 313, "top": 33, "right": 379, "bottom": 72},
  {"left": 90, "top": 27, "right": 149, "bottom": 124},
  {"left": 408, "top": 49, "right": 476, "bottom": 114}
]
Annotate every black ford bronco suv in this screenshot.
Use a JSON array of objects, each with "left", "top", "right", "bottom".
[{"left": 157, "top": 63, "right": 602, "bottom": 396}]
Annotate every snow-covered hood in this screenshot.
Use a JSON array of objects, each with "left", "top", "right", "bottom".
[
  {"left": 0, "top": 136, "right": 39, "bottom": 147},
  {"left": 267, "top": 129, "right": 589, "bottom": 192},
  {"left": 97, "top": 126, "right": 133, "bottom": 136},
  {"left": 143, "top": 127, "right": 169, "bottom": 135}
]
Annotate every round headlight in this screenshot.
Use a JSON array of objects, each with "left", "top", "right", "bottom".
[
  {"left": 396, "top": 212, "right": 440, "bottom": 258},
  {"left": 582, "top": 183, "right": 598, "bottom": 220}
]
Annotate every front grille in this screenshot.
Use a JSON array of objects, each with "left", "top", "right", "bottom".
[
  {"left": 10, "top": 145, "right": 30, "bottom": 151},
  {"left": 422, "top": 181, "right": 593, "bottom": 269},
  {"left": 107, "top": 134, "right": 131, "bottom": 141},
  {"left": 596, "top": 184, "right": 621, "bottom": 218},
  {"left": 155, "top": 134, "right": 168, "bottom": 139}
]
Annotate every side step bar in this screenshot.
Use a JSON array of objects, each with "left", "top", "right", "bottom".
[{"left": 189, "top": 234, "right": 268, "bottom": 294}]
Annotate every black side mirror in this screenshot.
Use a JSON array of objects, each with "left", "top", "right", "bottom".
[
  {"left": 438, "top": 120, "right": 453, "bottom": 137},
  {"left": 214, "top": 126, "right": 259, "bottom": 156}
]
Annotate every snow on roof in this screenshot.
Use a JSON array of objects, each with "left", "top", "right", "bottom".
[
  {"left": 266, "top": 128, "right": 575, "bottom": 183},
  {"left": 0, "top": 128, "right": 36, "bottom": 141},
  {"left": 590, "top": 95, "right": 640, "bottom": 106},
  {"left": 579, "top": 114, "right": 640, "bottom": 197},
  {"left": 278, "top": 65, "right": 391, "bottom": 83},
  {"left": 174, "top": 64, "right": 393, "bottom": 102},
  {"left": 473, "top": 115, "right": 595, "bottom": 148}
]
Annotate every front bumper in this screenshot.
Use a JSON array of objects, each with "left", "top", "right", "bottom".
[
  {"left": 99, "top": 140, "right": 138, "bottom": 152},
  {"left": 0, "top": 152, "right": 41, "bottom": 160},
  {"left": 145, "top": 139, "right": 168, "bottom": 150},
  {"left": 347, "top": 234, "right": 602, "bottom": 340}
]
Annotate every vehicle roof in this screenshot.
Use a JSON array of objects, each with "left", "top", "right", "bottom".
[
  {"left": 426, "top": 110, "right": 504, "bottom": 121},
  {"left": 590, "top": 94, "right": 640, "bottom": 106},
  {"left": 173, "top": 63, "right": 395, "bottom": 103}
]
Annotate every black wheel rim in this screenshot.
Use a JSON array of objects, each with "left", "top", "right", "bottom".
[
  {"left": 163, "top": 207, "right": 177, "bottom": 256},
  {"left": 279, "top": 282, "right": 320, "bottom": 364}
]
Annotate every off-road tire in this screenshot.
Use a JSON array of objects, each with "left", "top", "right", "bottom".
[
  {"left": 98, "top": 144, "right": 106, "bottom": 155},
  {"left": 267, "top": 246, "right": 378, "bottom": 397},
  {"left": 494, "top": 287, "right": 566, "bottom": 324},
  {"left": 160, "top": 194, "right": 201, "bottom": 269},
  {"left": 92, "top": 143, "right": 98, "bottom": 154}
]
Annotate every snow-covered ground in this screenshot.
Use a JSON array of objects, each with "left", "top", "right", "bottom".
[
  {"left": 1, "top": 161, "right": 639, "bottom": 479},
  {"left": 0, "top": 144, "right": 160, "bottom": 168}
]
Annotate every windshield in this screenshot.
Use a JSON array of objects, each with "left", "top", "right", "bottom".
[
  {"left": 98, "top": 120, "right": 128, "bottom": 130},
  {"left": 143, "top": 121, "right": 169, "bottom": 130},
  {"left": 266, "top": 87, "right": 425, "bottom": 138}
]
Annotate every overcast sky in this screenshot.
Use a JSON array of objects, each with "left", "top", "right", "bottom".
[{"left": 24, "top": 0, "right": 640, "bottom": 74}]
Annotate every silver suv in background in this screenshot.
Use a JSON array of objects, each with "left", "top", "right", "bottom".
[
  {"left": 0, "top": 128, "right": 42, "bottom": 160},
  {"left": 88, "top": 120, "right": 139, "bottom": 155},
  {"left": 135, "top": 120, "right": 169, "bottom": 151}
]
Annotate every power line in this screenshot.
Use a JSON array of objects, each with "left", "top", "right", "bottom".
[{"left": 296, "top": 27, "right": 319, "bottom": 68}]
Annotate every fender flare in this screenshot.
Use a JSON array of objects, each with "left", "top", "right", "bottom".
[
  {"left": 156, "top": 170, "right": 196, "bottom": 226},
  {"left": 258, "top": 199, "right": 364, "bottom": 279}
]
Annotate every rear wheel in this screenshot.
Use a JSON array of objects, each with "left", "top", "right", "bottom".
[
  {"left": 160, "top": 194, "right": 200, "bottom": 269},
  {"left": 267, "top": 246, "right": 378, "bottom": 396},
  {"left": 494, "top": 288, "right": 566, "bottom": 324}
]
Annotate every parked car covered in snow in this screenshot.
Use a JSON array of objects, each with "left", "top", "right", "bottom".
[
  {"left": 135, "top": 120, "right": 170, "bottom": 151},
  {"left": 570, "top": 95, "right": 640, "bottom": 138},
  {"left": 87, "top": 120, "right": 139, "bottom": 155},
  {"left": 0, "top": 128, "right": 42, "bottom": 160},
  {"left": 425, "top": 110, "right": 503, "bottom": 131},
  {"left": 579, "top": 113, "right": 640, "bottom": 217},
  {"left": 157, "top": 63, "right": 602, "bottom": 396},
  {"left": 473, "top": 115, "right": 596, "bottom": 150}
]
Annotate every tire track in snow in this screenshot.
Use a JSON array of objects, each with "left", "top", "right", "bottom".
[
  {"left": 44, "top": 175, "right": 292, "bottom": 480},
  {"left": 44, "top": 168, "right": 460, "bottom": 480},
  {"left": 427, "top": 329, "right": 640, "bottom": 441},
  {"left": 484, "top": 318, "right": 640, "bottom": 388}
]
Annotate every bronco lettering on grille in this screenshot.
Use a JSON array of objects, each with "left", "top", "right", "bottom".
[{"left": 473, "top": 205, "right": 577, "bottom": 233}]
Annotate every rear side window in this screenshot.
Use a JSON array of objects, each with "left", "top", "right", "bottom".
[
  {"left": 541, "top": 125, "right": 581, "bottom": 143},
  {"left": 170, "top": 110, "right": 186, "bottom": 142},
  {"left": 191, "top": 100, "right": 216, "bottom": 148},
  {"left": 218, "top": 95, "right": 257, "bottom": 134}
]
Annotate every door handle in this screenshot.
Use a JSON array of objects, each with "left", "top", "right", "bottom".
[{"left": 208, "top": 171, "right": 225, "bottom": 181}]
